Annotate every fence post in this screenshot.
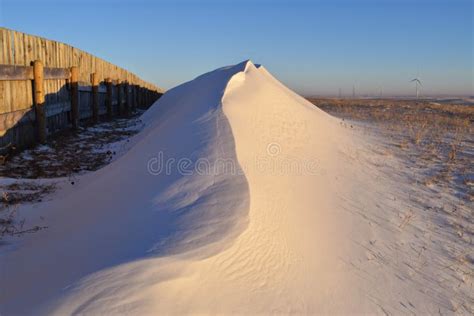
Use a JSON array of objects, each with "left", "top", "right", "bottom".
[
  {"left": 33, "top": 60, "right": 46, "bottom": 143},
  {"left": 135, "top": 85, "right": 139, "bottom": 110},
  {"left": 117, "top": 81, "right": 122, "bottom": 116},
  {"left": 137, "top": 87, "right": 141, "bottom": 108},
  {"left": 105, "top": 78, "right": 113, "bottom": 119},
  {"left": 124, "top": 81, "right": 130, "bottom": 115},
  {"left": 70, "top": 66, "right": 79, "bottom": 129},
  {"left": 132, "top": 84, "right": 136, "bottom": 111},
  {"left": 91, "top": 72, "right": 99, "bottom": 123}
]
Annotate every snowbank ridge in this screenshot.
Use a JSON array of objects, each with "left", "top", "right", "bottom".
[{"left": 2, "top": 60, "right": 462, "bottom": 315}]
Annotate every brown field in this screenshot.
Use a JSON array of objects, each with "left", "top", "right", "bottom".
[{"left": 308, "top": 98, "right": 474, "bottom": 202}]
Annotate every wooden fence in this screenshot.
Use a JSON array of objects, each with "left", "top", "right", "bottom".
[{"left": 0, "top": 27, "right": 163, "bottom": 151}]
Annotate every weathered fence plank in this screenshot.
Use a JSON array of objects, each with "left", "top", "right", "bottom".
[
  {"left": 91, "top": 72, "right": 99, "bottom": 123},
  {"left": 117, "top": 82, "right": 123, "bottom": 116},
  {"left": 0, "top": 65, "right": 33, "bottom": 81},
  {"left": 105, "top": 78, "right": 112, "bottom": 119},
  {"left": 124, "top": 81, "right": 130, "bottom": 115},
  {"left": 70, "top": 66, "right": 79, "bottom": 129},
  {"left": 44, "top": 67, "right": 70, "bottom": 80},
  {"left": 0, "top": 65, "right": 71, "bottom": 81}
]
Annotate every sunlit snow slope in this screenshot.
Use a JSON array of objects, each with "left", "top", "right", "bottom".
[{"left": 1, "top": 61, "right": 467, "bottom": 315}]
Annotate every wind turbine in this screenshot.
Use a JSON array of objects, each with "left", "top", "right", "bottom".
[{"left": 410, "top": 76, "right": 422, "bottom": 99}]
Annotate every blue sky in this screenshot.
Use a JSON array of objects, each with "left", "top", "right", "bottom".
[{"left": 0, "top": 0, "right": 472, "bottom": 96}]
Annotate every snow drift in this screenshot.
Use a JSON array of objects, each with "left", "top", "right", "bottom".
[{"left": 1, "top": 61, "right": 463, "bottom": 314}]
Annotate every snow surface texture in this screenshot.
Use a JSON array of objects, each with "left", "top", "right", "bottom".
[{"left": 1, "top": 61, "right": 472, "bottom": 314}]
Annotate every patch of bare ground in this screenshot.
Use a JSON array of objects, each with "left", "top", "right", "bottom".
[
  {"left": 0, "top": 114, "right": 144, "bottom": 179},
  {"left": 0, "top": 113, "right": 144, "bottom": 238}
]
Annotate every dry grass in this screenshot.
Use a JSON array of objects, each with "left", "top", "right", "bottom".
[
  {"left": 308, "top": 98, "right": 474, "bottom": 202},
  {"left": 0, "top": 188, "right": 51, "bottom": 239},
  {"left": 0, "top": 202, "right": 47, "bottom": 238},
  {"left": 0, "top": 182, "right": 56, "bottom": 207}
]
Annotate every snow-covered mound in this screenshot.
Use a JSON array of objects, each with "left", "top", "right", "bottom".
[{"left": 1, "top": 61, "right": 467, "bottom": 314}]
